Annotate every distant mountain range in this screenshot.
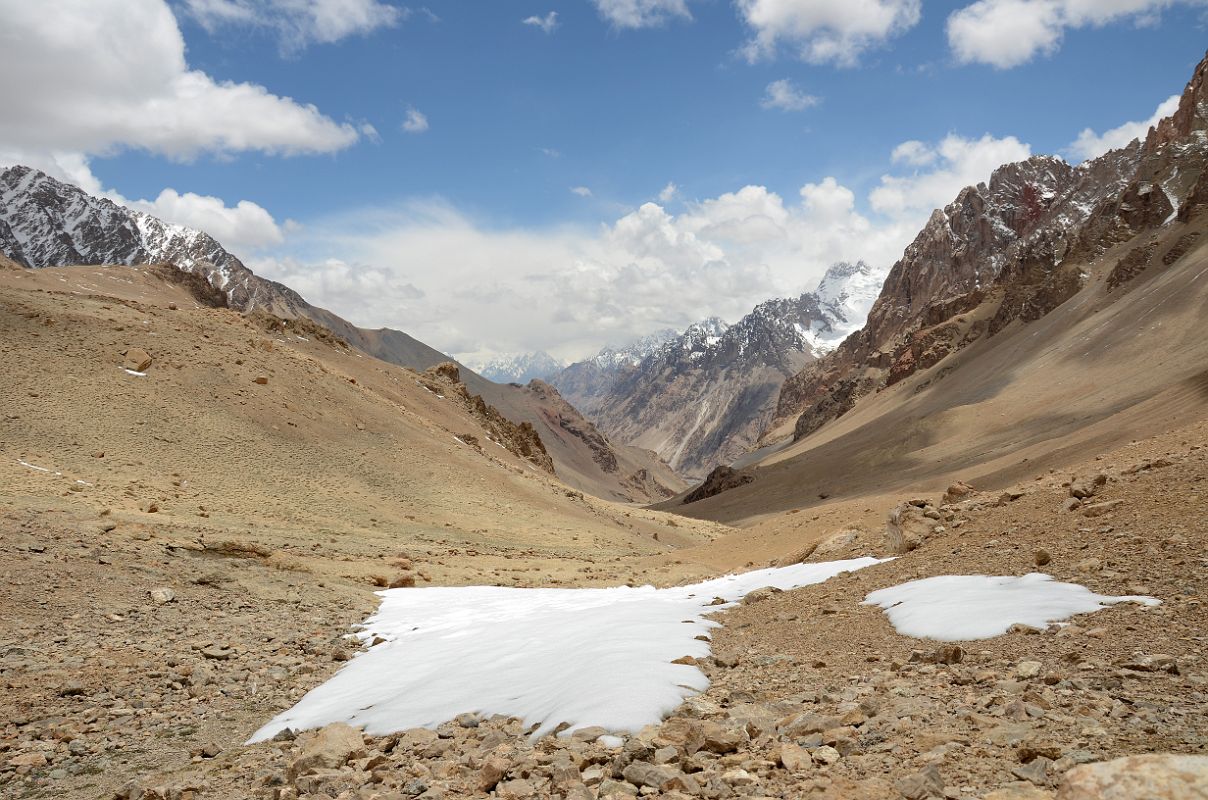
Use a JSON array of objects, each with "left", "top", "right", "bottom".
[
  {"left": 469, "top": 351, "right": 565, "bottom": 384},
  {"left": 550, "top": 261, "right": 885, "bottom": 480}
]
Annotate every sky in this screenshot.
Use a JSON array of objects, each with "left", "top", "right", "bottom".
[{"left": 1, "top": 0, "right": 1206, "bottom": 364}]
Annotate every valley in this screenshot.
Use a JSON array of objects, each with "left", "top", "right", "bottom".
[{"left": 1, "top": 24, "right": 1207, "bottom": 800}]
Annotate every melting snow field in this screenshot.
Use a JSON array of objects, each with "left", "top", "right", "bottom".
[
  {"left": 864, "top": 573, "right": 1160, "bottom": 641},
  {"left": 250, "top": 557, "right": 887, "bottom": 743}
]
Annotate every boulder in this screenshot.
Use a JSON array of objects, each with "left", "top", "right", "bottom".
[
  {"left": 1058, "top": 754, "right": 1208, "bottom": 799},
  {"left": 885, "top": 502, "right": 940, "bottom": 554},
  {"left": 942, "top": 481, "right": 976, "bottom": 505},
  {"left": 1068, "top": 473, "right": 1107, "bottom": 499},
  {"left": 123, "top": 348, "right": 152, "bottom": 372},
  {"left": 288, "top": 723, "right": 366, "bottom": 778}
]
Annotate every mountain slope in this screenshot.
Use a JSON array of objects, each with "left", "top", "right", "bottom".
[
  {"left": 770, "top": 52, "right": 1208, "bottom": 444},
  {"left": 552, "top": 262, "right": 883, "bottom": 480},
  {"left": 671, "top": 49, "right": 1208, "bottom": 523},
  {"left": 0, "top": 166, "right": 677, "bottom": 503}
]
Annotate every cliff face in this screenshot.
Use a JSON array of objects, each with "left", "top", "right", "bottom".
[{"left": 774, "top": 50, "right": 1208, "bottom": 443}]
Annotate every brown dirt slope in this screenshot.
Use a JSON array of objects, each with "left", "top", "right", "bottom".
[{"left": 666, "top": 212, "right": 1208, "bottom": 526}]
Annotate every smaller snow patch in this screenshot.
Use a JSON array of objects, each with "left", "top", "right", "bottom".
[
  {"left": 864, "top": 573, "right": 1159, "bottom": 641},
  {"left": 123, "top": 368, "right": 147, "bottom": 377}
]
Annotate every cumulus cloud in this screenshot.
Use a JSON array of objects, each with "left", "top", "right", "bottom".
[
  {"left": 870, "top": 133, "right": 1032, "bottom": 219},
  {"left": 1068, "top": 94, "right": 1181, "bottom": 161},
  {"left": 522, "top": 11, "right": 559, "bottom": 33},
  {"left": 0, "top": 0, "right": 360, "bottom": 160},
  {"left": 591, "top": 0, "right": 691, "bottom": 28},
  {"left": 946, "top": 0, "right": 1202, "bottom": 69},
  {"left": 184, "top": 0, "right": 404, "bottom": 52},
  {"left": 127, "top": 189, "right": 285, "bottom": 252},
  {"left": 658, "top": 182, "right": 679, "bottom": 202},
  {"left": 760, "top": 79, "right": 820, "bottom": 111},
  {"left": 737, "top": 0, "right": 922, "bottom": 65},
  {"left": 402, "top": 107, "right": 430, "bottom": 133},
  {"left": 890, "top": 140, "right": 938, "bottom": 166},
  {"left": 265, "top": 177, "right": 919, "bottom": 361},
  {"left": 571, "top": 186, "right": 594, "bottom": 197}
]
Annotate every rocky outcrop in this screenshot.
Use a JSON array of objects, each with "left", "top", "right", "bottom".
[
  {"left": 776, "top": 49, "right": 1208, "bottom": 443},
  {"left": 525, "top": 380, "right": 618, "bottom": 473},
  {"left": 421, "top": 363, "right": 555, "bottom": 474},
  {"left": 683, "top": 465, "right": 754, "bottom": 505}
]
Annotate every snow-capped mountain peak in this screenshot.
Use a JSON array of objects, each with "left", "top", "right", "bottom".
[
  {"left": 470, "top": 351, "right": 566, "bottom": 384},
  {"left": 0, "top": 164, "right": 299, "bottom": 312}
]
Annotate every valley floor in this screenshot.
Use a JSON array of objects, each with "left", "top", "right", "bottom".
[{"left": 2, "top": 419, "right": 1205, "bottom": 799}]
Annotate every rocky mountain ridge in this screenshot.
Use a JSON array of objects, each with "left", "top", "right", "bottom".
[
  {"left": 551, "top": 261, "right": 884, "bottom": 480},
  {"left": 772, "top": 49, "right": 1208, "bottom": 443}
]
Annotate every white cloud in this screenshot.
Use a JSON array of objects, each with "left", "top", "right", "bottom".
[
  {"left": 591, "top": 0, "right": 691, "bottom": 28},
  {"left": 890, "top": 139, "right": 938, "bottom": 166},
  {"left": 1068, "top": 94, "right": 1181, "bottom": 161},
  {"left": 571, "top": 186, "right": 594, "bottom": 197},
  {"left": 658, "top": 182, "right": 679, "bottom": 202},
  {"left": 946, "top": 0, "right": 1202, "bottom": 69},
  {"left": 736, "top": 0, "right": 922, "bottom": 65},
  {"left": 402, "top": 107, "right": 430, "bottom": 133},
  {"left": 522, "top": 11, "right": 559, "bottom": 33},
  {"left": 870, "top": 133, "right": 1032, "bottom": 220},
  {"left": 266, "top": 177, "right": 917, "bottom": 361},
  {"left": 128, "top": 189, "right": 285, "bottom": 252},
  {"left": 0, "top": 0, "right": 360, "bottom": 160},
  {"left": 760, "top": 79, "right": 820, "bottom": 111},
  {"left": 184, "top": 0, "right": 403, "bottom": 51}
]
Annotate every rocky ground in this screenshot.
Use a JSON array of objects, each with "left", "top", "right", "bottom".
[{"left": 4, "top": 416, "right": 1203, "bottom": 799}]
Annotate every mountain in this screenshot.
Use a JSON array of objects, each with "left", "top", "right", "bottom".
[
  {"left": 669, "top": 48, "right": 1208, "bottom": 522},
  {"left": 769, "top": 52, "right": 1208, "bottom": 444},
  {"left": 471, "top": 351, "right": 565, "bottom": 384},
  {"left": 551, "top": 261, "right": 884, "bottom": 480},
  {"left": 0, "top": 165, "right": 682, "bottom": 504},
  {"left": 548, "top": 328, "right": 677, "bottom": 421}
]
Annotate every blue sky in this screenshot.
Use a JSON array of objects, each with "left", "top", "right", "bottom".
[{"left": 2, "top": 0, "right": 1207, "bottom": 361}]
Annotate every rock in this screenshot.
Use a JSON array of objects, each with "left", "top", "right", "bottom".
[
  {"left": 1120, "top": 654, "right": 1179, "bottom": 674},
  {"left": 1068, "top": 473, "right": 1107, "bottom": 499},
  {"left": 149, "top": 587, "right": 176, "bottom": 604},
  {"left": 478, "top": 754, "right": 510, "bottom": 792},
  {"left": 1013, "top": 757, "right": 1052, "bottom": 785},
  {"left": 1058, "top": 754, "right": 1208, "bottom": 798},
  {"left": 933, "top": 644, "right": 964, "bottom": 664},
  {"left": 942, "top": 482, "right": 976, "bottom": 505},
  {"left": 813, "top": 745, "right": 842, "bottom": 765},
  {"left": 984, "top": 785, "right": 1054, "bottom": 799},
  {"left": 1062, "top": 498, "right": 1082, "bottom": 512},
  {"left": 722, "top": 768, "right": 756, "bottom": 786},
  {"left": 1081, "top": 500, "right": 1124, "bottom": 518},
  {"left": 389, "top": 573, "right": 416, "bottom": 589},
  {"left": 253, "top": 375, "right": 269, "bottom": 385},
  {"left": 885, "top": 502, "right": 939, "bottom": 553},
  {"left": 742, "top": 586, "right": 782, "bottom": 605},
  {"left": 655, "top": 717, "right": 705, "bottom": 755},
  {"left": 123, "top": 348, "right": 152, "bottom": 372},
  {"left": 1017, "top": 661, "right": 1043, "bottom": 679},
  {"left": 683, "top": 465, "right": 754, "bottom": 504},
  {"left": 814, "top": 528, "right": 860, "bottom": 555},
  {"left": 200, "top": 645, "right": 233, "bottom": 660},
  {"left": 779, "top": 742, "right": 813, "bottom": 773},
  {"left": 1034, "top": 549, "right": 1052, "bottom": 567},
  {"left": 288, "top": 723, "right": 366, "bottom": 777},
  {"left": 8, "top": 752, "right": 49, "bottom": 768},
  {"left": 700, "top": 720, "right": 746, "bottom": 754},
  {"left": 622, "top": 762, "right": 699, "bottom": 793},
  {"left": 896, "top": 765, "right": 944, "bottom": 799}
]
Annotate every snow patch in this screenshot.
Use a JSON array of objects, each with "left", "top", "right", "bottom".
[
  {"left": 863, "top": 573, "right": 1159, "bottom": 641},
  {"left": 249, "top": 557, "right": 888, "bottom": 743}
]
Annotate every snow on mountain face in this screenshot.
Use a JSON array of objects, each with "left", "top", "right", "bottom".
[
  {"left": 0, "top": 165, "right": 297, "bottom": 312},
  {"left": 590, "top": 328, "right": 679, "bottom": 369},
  {"left": 549, "top": 261, "right": 887, "bottom": 478},
  {"left": 473, "top": 351, "right": 565, "bottom": 384}
]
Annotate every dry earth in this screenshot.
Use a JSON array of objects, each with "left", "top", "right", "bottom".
[{"left": 1, "top": 265, "right": 1205, "bottom": 799}]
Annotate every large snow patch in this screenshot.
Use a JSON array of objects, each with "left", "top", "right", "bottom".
[
  {"left": 864, "top": 573, "right": 1159, "bottom": 641},
  {"left": 250, "top": 557, "right": 887, "bottom": 743}
]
